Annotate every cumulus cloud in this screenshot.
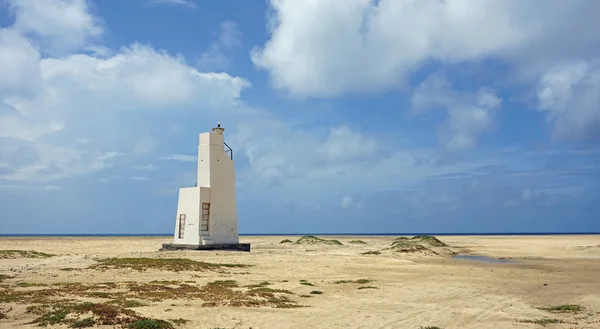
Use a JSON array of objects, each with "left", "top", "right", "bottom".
[
  {"left": 252, "top": 0, "right": 600, "bottom": 98},
  {"left": 536, "top": 60, "right": 600, "bottom": 141},
  {"left": 0, "top": 29, "right": 41, "bottom": 97},
  {"left": 7, "top": 0, "right": 103, "bottom": 54},
  {"left": 0, "top": 1, "right": 249, "bottom": 186},
  {"left": 412, "top": 73, "right": 502, "bottom": 150}
]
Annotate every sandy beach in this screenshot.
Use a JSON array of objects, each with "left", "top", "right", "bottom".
[{"left": 1, "top": 235, "right": 599, "bottom": 329}]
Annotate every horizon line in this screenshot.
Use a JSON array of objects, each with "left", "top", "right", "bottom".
[{"left": 1, "top": 232, "right": 600, "bottom": 237}]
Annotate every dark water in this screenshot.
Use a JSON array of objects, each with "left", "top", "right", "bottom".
[{"left": 454, "top": 254, "right": 516, "bottom": 263}]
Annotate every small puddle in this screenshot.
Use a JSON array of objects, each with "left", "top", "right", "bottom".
[{"left": 454, "top": 254, "right": 516, "bottom": 263}]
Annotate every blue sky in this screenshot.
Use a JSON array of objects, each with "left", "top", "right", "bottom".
[{"left": 1, "top": 0, "right": 599, "bottom": 234}]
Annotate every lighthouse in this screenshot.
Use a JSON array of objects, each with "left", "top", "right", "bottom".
[{"left": 160, "top": 123, "right": 250, "bottom": 252}]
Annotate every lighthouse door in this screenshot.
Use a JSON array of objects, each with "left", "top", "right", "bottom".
[{"left": 200, "top": 203, "right": 210, "bottom": 235}]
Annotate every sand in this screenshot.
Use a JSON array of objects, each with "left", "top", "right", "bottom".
[{"left": 1, "top": 235, "right": 599, "bottom": 329}]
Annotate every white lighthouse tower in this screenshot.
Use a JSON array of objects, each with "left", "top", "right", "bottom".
[{"left": 161, "top": 123, "right": 249, "bottom": 252}]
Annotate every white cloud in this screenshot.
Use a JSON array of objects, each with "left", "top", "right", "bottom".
[
  {"left": 536, "top": 60, "right": 600, "bottom": 141},
  {"left": 412, "top": 73, "right": 502, "bottom": 150},
  {"left": 341, "top": 195, "right": 353, "bottom": 208},
  {"left": 320, "top": 125, "right": 378, "bottom": 161},
  {"left": 198, "top": 21, "right": 242, "bottom": 71},
  {"left": 227, "top": 109, "right": 502, "bottom": 203},
  {"left": 132, "top": 164, "right": 161, "bottom": 171},
  {"left": 160, "top": 154, "right": 197, "bottom": 162},
  {"left": 0, "top": 29, "right": 41, "bottom": 97},
  {"left": 0, "top": 1, "right": 249, "bottom": 186},
  {"left": 0, "top": 138, "right": 120, "bottom": 182},
  {"left": 252, "top": 0, "right": 600, "bottom": 98},
  {"left": 7, "top": 0, "right": 103, "bottom": 54},
  {"left": 147, "top": 0, "right": 197, "bottom": 9}
]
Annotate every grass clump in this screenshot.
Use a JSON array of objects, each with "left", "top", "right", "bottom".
[
  {"left": 538, "top": 304, "right": 585, "bottom": 313},
  {"left": 419, "top": 327, "right": 443, "bottom": 329},
  {"left": 90, "top": 258, "right": 249, "bottom": 272},
  {"left": 334, "top": 279, "right": 373, "bottom": 284},
  {"left": 129, "top": 318, "right": 174, "bottom": 329},
  {"left": 70, "top": 317, "right": 96, "bottom": 328},
  {"left": 247, "top": 287, "right": 293, "bottom": 295},
  {"left": 361, "top": 251, "right": 381, "bottom": 255},
  {"left": 207, "top": 280, "right": 238, "bottom": 287},
  {"left": 310, "top": 290, "right": 323, "bottom": 295},
  {"left": 201, "top": 282, "right": 300, "bottom": 309},
  {"left": 15, "top": 282, "right": 47, "bottom": 287},
  {"left": 169, "top": 318, "right": 189, "bottom": 326},
  {"left": 244, "top": 281, "right": 271, "bottom": 288},
  {"left": 349, "top": 240, "right": 367, "bottom": 245},
  {"left": 518, "top": 318, "right": 563, "bottom": 326},
  {"left": 295, "top": 236, "right": 343, "bottom": 246},
  {"left": 357, "top": 286, "right": 378, "bottom": 290},
  {"left": 388, "top": 235, "right": 448, "bottom": 254},
  {"left": 299, "top": 280, "right": 315, "bottom": 286},
  {"left": 279, "top": 239, "right": 293, "bottom": 244},
  {"left": 27, "top": 301, "right": 182, "bottom": 328},
  {"left": 392, "top": 236, "right": 447, "bottom": 247},
  {"left": 0, "top": 250, "right": 55, "bottom": 259},
  {"left": 0, "top": 274, "right": 14, "bottom": 283},
  {"left": 107, "top": 299, "right": 148, "bottom": 308}
]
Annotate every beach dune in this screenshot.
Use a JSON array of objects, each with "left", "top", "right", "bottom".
[{"left": 1, "top": 235, "right": 599, "bottom": 328}]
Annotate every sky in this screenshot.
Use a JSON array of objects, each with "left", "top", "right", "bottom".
[{"left": 0, "top": 0, "right": 599, "bottom": 235}]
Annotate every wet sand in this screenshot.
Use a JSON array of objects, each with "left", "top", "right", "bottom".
[{"left": 1, "top": 235, "right": 599, "bottom": 328}]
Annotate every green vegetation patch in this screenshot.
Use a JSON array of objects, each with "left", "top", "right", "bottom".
[
  {"left": 388, "top": 235, "right": 448, "bottom": 254},
  {"left": 0, "top": 274, "right": 14, "bottom": 283},
  {"left": 334, "top": 279, "right": 373, "bottom": 284},
  {"left": 392, "top": 236, "right": 447, "bottom": 247},
  {"left": 107, "top": 299, "right": 149, "bottom": 308},
  {"left": 244, "top": 281, "right": 271, "bottom": 288},
  {"left": 0, "top": 250, "right": 55, "bottom": 259},
  {"left": 90, "top": 258, "right": 249, "bottom": 272},
  {"left": 207, "top": 280, "right": 238, "bottom": 287},
  {"left": 538, "top": 304, "right": 585, "bottom": 313},
  {"left": 247, "top": 287, "right": 293, "bottom": 295},
  {"left": 15, "top": 282, "right": 47, "bottom": 287},
  {"left": 70, "top": 317, "right": 96, "bottom": 328},
  {"left": 419, "top": 327, "right": 443, "bottom": 329},
  {"left": 348, "top": 240, "right": 367, "bottom": 245},
  {"left": 4, "top": 278, "right": 307, "bottom": 320},
  {"left": 279, "top": 239, "right": 293, "bottom": 244},
  {"left": 295, "top": 236, "right": 343, "bottom": 246},
  {"left": 357, "top": 286, "right": 378, "bottom": 290},
  {"left": 361, "top": 251, "right": 381, "bottom": 255},
  {"left": 299, "top": 280, "right": 315, "bottom": 286},
  {"left": 169, "top": 318, "right": 189, "bottom": 326},
  {"left": 309, "top": 290, "right": 323, "bottom": 295},
  {"left": 518, "top": 318, "right": 563, "bottom": 326},
  {"left": 129, "top": 318, "right": 174, "bottom": 329},
  {"left": 26, "top": 301, "right": 160, "bottom": 327},
  {"left": 201, "top": 281, "right": 300, "bottom": 308}
]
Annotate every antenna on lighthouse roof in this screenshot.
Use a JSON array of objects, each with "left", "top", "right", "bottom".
[{"left": 212, "top": 121, "right": 225, "bottom": 135}]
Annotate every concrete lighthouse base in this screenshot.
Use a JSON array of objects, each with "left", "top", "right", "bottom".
[{"left": 158, "top": 243, "right": 251, "bottom": 252}]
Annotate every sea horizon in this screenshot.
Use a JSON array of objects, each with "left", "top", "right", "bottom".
[{"left": 0, "top": 232, "right": 599, "bottom": 237}]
